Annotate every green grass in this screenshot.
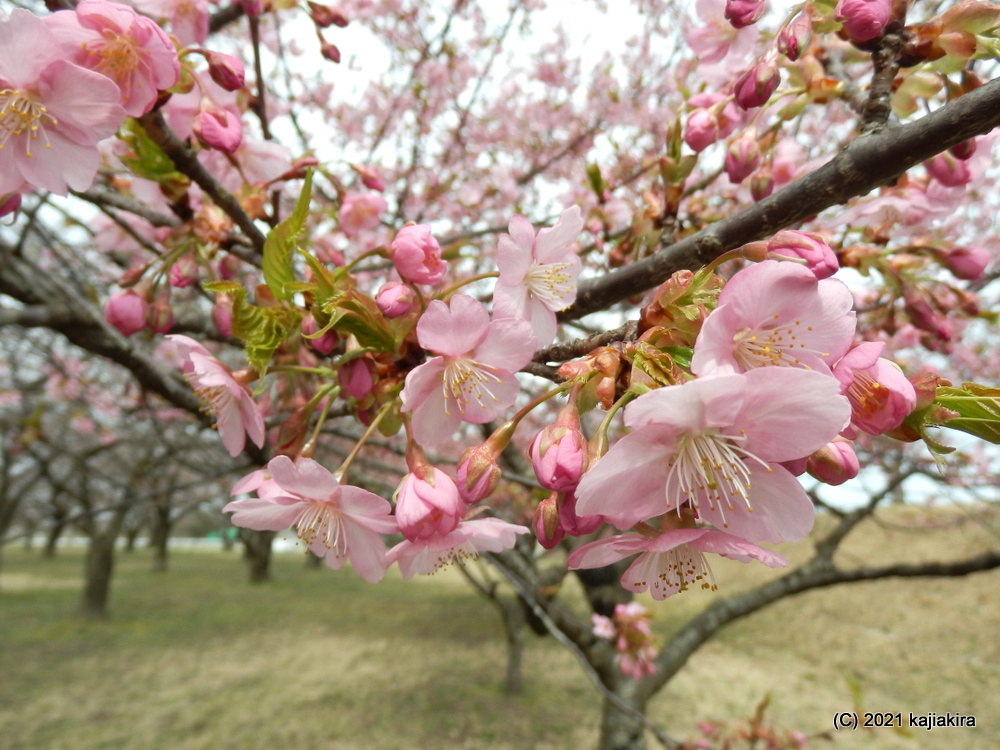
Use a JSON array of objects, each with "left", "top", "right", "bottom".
[{"left": 2, "top": 509, "right": 999, "bottom": 750}]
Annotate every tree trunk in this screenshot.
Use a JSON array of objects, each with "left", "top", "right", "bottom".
[
  {"left": 149, "top": 506, "right": 171, "bottom": 572},
  {"left": 598, "top": 678, "right": 649, "bottom": 750},
  {"left": 124, "top": 527, "right": 140, "bottom": 552},
  {"left": 80, "top": 532, "right": 117, "bottom": 618},
  {"left": 43, "top": 511, "right": 68, "bottom": 558},
  {"left": 241, "top": 529, "right": 274, "bottom": 583}
]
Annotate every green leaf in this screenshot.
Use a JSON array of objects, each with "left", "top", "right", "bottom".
[
  {"left": 263, "top": 171, "right": 313, "bottom": 301},
  {"left": 935, "top": 382, "right": 1000, "bottom": 444},
  {"left": 320, "top": 290, "right": 397, "bottom": 351}
]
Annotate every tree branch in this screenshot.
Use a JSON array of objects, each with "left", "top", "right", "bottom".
[{"left": 565, "top": 75, "right": 1000, "bottom": 322}]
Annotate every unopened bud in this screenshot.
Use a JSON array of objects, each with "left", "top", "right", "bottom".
[{"left": 206, "top": 51, "right": 245, "bottom": 92}]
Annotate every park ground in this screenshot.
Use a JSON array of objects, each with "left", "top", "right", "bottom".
[{"left": 1, "top": 504, "right": 997, "bottom": 750}]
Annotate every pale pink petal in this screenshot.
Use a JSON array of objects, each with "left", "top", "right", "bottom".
[
  {"left": 567, "top": 534, "right": 648, "bottom": 570},
  {"left": 416, "top": 296, "right": 490, "bottom": 356},
  {"left": 575, "top": 427, "right": 674, "bottom": 528},
  {"left": 624, "top": 374, "right": 747, "bottom": 434},
  {"left": 269, "top": 456, "right": 338, "bottom": 501},
  {"left": 338, "top": 486, "right": 399, "bottom": 534},
  {"left": 223, "top": 496, "right": 303, "bottom": 530},
  {"left": 472, "top": 317, "right": 537, "bottom": 371},
  {"left": 338, "top": 522, "right": 389, "bottom": 582},
  {"left": 735, "top": 368, "right": 851, "bottom": 461},
  {"left": 496, "top": 214, "right": 536, "bottom": 280},
  {"left": 692, "top": 531, "right": 789, "bottom": 567},
  {"left": 533, "top": 206, "right": 583, "bottom": 265}
]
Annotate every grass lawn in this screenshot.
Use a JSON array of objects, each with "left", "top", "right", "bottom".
[{"left": 1, "top": 506, "right": 998, "bottom": 750}]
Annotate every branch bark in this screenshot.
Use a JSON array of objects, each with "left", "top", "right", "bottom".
[{"left": 565, "top": 76, "right": 1000, "bottom": 322}]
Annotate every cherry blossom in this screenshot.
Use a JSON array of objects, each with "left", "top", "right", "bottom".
[
  {"left": 395, "top": 467, "right": 464, "bottom": 541},
  {"left": 0, "top": 9, "right": 125, "bottom": 195},
  {"left": 575, "top": 368, "right": 850, "bottom": 541},
  {"left": 224, "top": 456, "right": 397, "bottom": 583},
  {"left": 568, "top": 525, "right": 788, "bottom": 600},
  {"left": 400, "top": 295, "right": 536, "bottom": 446},
  {"left": 386, "top": 518, "right": 530, "bottom": 579},
  {"left": 388, "top": 224, "right": 446, "bottom": 285},
  {"left": 686, "top": 0, "right": 758, "bottom": 64},
  {"left": 45, "top": 0, "right": 179, "bottom": 117},
  {"left": 493, "top": 206, "right": 584, "bottom": 345},
  {"left": 167, "top": 334, "right": 265, "bottom": 457},
  {"left": 339, "top": 191, "right": 388, "bottom": 238},
  {"left": 832, "top": 342, "right": 917, "bottom": 436},
  {"left": 691, "top": 260, "right": 856, "bottom": 377}
]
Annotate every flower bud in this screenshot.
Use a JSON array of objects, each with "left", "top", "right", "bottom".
[
  {"left": 734, "top": 58, "right": 780, "bottom": 110},
  {"left": 533, "top": 494, "right": 564, "bottom": 550},
  {"left": 301, "top": 313, "right": 338, "bottom": 355},
  {"left": 766, "top": 230, "right": 839, "bottom": 279},
  {"left": 145, "top": 289, "right": 174, "bottom": 334},
  {"left": 206, "top": 51, "right": 245, "bottom": 92},
  {"left": 104, "top": 291, "right": 148, "bottom": 336},
  {"left": 529, "top": 402, "right": 588, "bottom": 492},
  {"left": 835, "top": 0, "right": 892, "bottom": 43},
  {"left": 388, "top": 224, "right": 446, "bottom": 285},
  {"left": 308, "top": 2, "right": 349, "bottom": 28},
  {"left": 169, "top": 254, "right": 198, "bottom": 288},
  {"left": 455, "top": 444, "right": 502, "bottom": 504},
  {"left": 558, "top": 490, "right": 603, "bottom": 536},
  {"left": 924, "top": 152, "right": 972, "bottom": 187},
  {"left": 217, "top": 253, "right": 241, "bottom": 281},
  {"left": 376, "top": 282, "right": 416, "bottom": 317},
  {"left": 806, "top": 440, "right": 859, "bottom": 485},
  {"left": 0, "top": 192, "right": 21, "bottom": 219},
  {"left": 724, "top": 130, "right": 761, "bottom": 183},
  {"left": 750, "top": 166, "right": 774, "bottom": 200},
  {"left": 193, "top": 101, "right": 242, "bottom": 153},
  {"left": 949, "top": 138, "right": 977, "bottom": 161},
  {"left": 351, "top": 163, "right": 385, "bottom": 192},
  {"left": 725, "top": 0, "right": 765, "bottom": 29},
  {"left": 320, "top": 40, "right": 341, "bottom": 64},
  {"left": 683, "top": 108, "right": 719, "bottom": 153},
  {"left": 778, "top": 15, "right": 812, "bottom": 61},
  {"left": 239, "top": 0, "right": 262, "bottom": 18},
  {"left": 339, "top": 357, "right": 375, "bottom": 401},
  {"left": 395, "top": 468, "right": 463, "bottom": 541},
  {"left": 941, "top": 246, "right": 990, "bottom": 281},
  {"left": 213, "top": 294, "right": 233, "bottom": 337}
]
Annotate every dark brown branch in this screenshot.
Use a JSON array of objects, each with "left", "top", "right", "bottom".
[
  {"left": 564, "top": 75, "right": 1000, "bottom": 322},
  {"left": 860, "top": 31, "right": 904, "bottom": 134},
  {"left": 138, "top": 111, "right": 268, "bottom": 253}
]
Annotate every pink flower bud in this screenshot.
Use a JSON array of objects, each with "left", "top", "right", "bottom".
[
  {"left": 530, "top": 425, "right": 588, "bottom": 492},
  {"left": 145, "top": 295, "right": 174, "bottom": 334},
  {"left": 0, "top": 192, "right": 21, "bottom": 218},
  {"left": 533, "top": 494, "right": 564, "bottom": 550},
  {"left": 734, "top": 59, "right": 780, "bottom": 110},
  {"left": 725, "top": 0, "right": 766, "bottom": 29},
  {"left": 724, "top": 131, "right": 761, "bottom": 183},
  {"left": 683, "top": 108, "right": 719, "bottom": 153},
  {"left": 925, "top": 152, "right": 972, "bottom": 187},
  {"left": 206, "top": 51, "right": 245, "bottom": 92},
  {"left": 213, "top": 294, "right": 233, "bottom": 337},
  {"left": 217, "top": 253, "right": 241, "bottom": 280},
  {"left": 949, "top": 138, "right": 976, "bottom": 161},
  {"left": 388, "top": 224, "right": 446, "bottom": 285},
  {"left": 778, "top": 15, "right": 812, "bottom": 61},
  {"left": 766, "top": 230, "right": 839, "bottom": 279},
  {"left": 118, "top": 265, "right": 148, "bottom": 288},
  {"left": 558, "top": 490, "right": 603, "bottom": 536},
  {"left": 169, "top": 254, "right": 198, "bottom": 287},
  {"left": 351, "top": 164, "right": 385, "bottom": 192},
  {"left": 395, "top": 468, "right": 463, "bottom": 541},
  {"left": 376, "top": 282, "right": 416, "bottom": 317},
  {"left": 239, "top": 0, "right": 262, "bottom": 17},
  {"left": 942, "top": 246, "right": 990, "bottom": 281},
  {"left": 455, "top": 444, "right": 502, "bottom": 504},
  {"left": 339, "top": 357, "right": 375, "bottom": 401},
  {"left": 903, "top": 293, "right": 952, "bottom": 342},
  {"left": 750, "top": 166, "right": 774, "bottom": 200},
  {"left": 308, "top": 2, "right": 349, "bottom": 28},
  {"left": 835, "top": 0, "right": 892, "bottom": 43},
  {"left": 806, "top": 440, "right": 859, "bottom": 485},
  {"left": 193, "top": 102, "right": 242, "bottom": 153},
  {"left": 301, "top": 313, "right": 338, "bottom": 355},
  {"left": 320, "top": 39, "right": 341, "bottom": 64},
  {"left": 104, "top": 291, "right": 148, "bottom": 336}
]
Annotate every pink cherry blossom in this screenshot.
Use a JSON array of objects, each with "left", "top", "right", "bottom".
[
  {"left": 167, "top": 334, "right": 266, "bottom": 456},
  {"left": 568, "top": 526, "right": 788, "bottom": 600},
  {"left": 0, "top": 9, "right": 126, "bottom": 196},
  {"left": 205, "top": 51, "right": 245, "bottom": 92},
  {"left": 376, "top": 282, "right": 415, "bottom": 317},
  {"left": 493, "top": 206, "right": 584, "bottom": 345},
  {"left": 193, "top": 101, "right": 242, "bottom": 153},
  {"left": 691, "top": 260, "right": 856, "bottom": 377},
  {"left": 45, "top": 0, "right": 180, "bottom": 117},
  {"left": 686, "top": 0, "right": 758, "bottom": 64},
  {"left": 386, "top": 517, "right": 530, "bottom": 578},
  {"left": 400, "top": 294, "right": 536, "bottom": 446},
  {"left": 224, "top": 456, "right": 397, "bottom": 583},
  {"left": 575, "top": 368, "right": 850, "bottom": 542},
  {"left": 831, "top": 342, "right": 917, "bottom": 436},
  {"left": 339, "top": 191, "right": 387, "bottom": 238},
  {"left": 529, "top": 407, "right": 588, "bottom": 492},
  {"left": 388, "top": 224, "right": 446, "bottom": 285},
  {"left": 942, "top": 246, "right": 990, "bottom": 281},
  {"left": 126, "top": 0, "right": 209, "bottom": 45}
]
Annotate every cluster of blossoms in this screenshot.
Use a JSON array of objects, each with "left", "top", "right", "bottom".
[
  {"left": 201, "top": 187, "right": 920, "bottom": 599},
  {"left": 592, "top": 602, "right": 659, "bottom": 679},
  {"left": 0, "top": 4, "right": 180, "bottom": 199}
]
